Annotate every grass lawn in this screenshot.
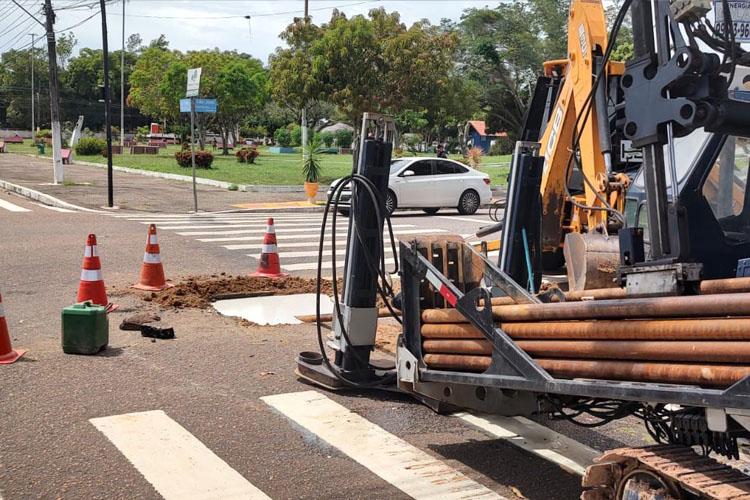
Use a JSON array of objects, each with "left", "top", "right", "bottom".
[{"left": 6, "top": 142, "right": 511, "bottom": 186}]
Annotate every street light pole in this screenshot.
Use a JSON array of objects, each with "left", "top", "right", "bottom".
[
  {"left": 100, "top": 0, "right": 114, "bottom": 208},
  {"left": 42, "top": 0, "right": 64, "bottom": 184},
  {"left": 120, "top": 0, "right": 125, "bottom": 147},
  {"left": 29, "top": 33, "right": 35, "bottom": 139}
]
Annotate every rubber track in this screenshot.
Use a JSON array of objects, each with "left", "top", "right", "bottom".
[{"left": 586, "top": 445, "right": 750, "bottom": 499}]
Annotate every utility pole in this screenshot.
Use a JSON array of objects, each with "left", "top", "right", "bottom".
[
  {"left": 29, "top": 34, "right": 35, "bottom": 139},
  {"left": 100, "top": 0, "right": 114, "bottom": 208},
  {"left": 43, "top": 0, "right": 63, "bottom": 184},
  {"left": 300, "top": 0, "right": 309, "bottom": 151},
  {"left": 120, "top": 0, "right": 125, "bottom": 147}
]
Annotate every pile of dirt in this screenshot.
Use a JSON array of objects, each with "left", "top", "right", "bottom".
[{"left": 139, "top": 274, "right": 341, "bottom": 309}]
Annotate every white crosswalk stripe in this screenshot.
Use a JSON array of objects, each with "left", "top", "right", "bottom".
[
  {"left": 91, "top": 410, "right": 271, "bottom": 499},
  {"left": 0, "top": 196, "right": 81, "bottom": 214},
  {"left": 262, "top": 391, "right": 505, "bottom": 499},
  {"left": 119, "top": 211, "right": 446, "bottom": 274},
  {"left": 0, "top": 198, "right": 31, "bottom": 212}
]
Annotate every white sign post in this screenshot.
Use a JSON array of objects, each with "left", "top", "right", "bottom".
[{"left": 186, "top": 68, "right": 201, "bottom": 212}]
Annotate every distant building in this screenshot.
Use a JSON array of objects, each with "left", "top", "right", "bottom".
[{"left": 465, "top": 120, "right": 507, "bottom": 154}]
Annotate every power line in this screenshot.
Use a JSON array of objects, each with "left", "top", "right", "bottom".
[
  {"left": 103, "top": 0, "right": 374, "bottom": 19},
  {"left": 0, "top": 18, "right": 36, "bottom": 52}
]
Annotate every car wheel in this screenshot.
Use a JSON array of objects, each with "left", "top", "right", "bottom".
[
  {"left": 457, "top": 190, "right": 480, "bottom": 215},
  {"left": 422, "top": 208, "right": 440, "bottom": 215},
  {"left": 385, "top": 190, "right": 397, "bottom": 216},
  {"left": 336, "top": 208, "right": 350, "bottom": 217}
]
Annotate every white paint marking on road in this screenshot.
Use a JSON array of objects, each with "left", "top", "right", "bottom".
[
  {"left": 281, "top": 258, "right": 397, "bottom": 271},
  {"left": 255, "top": 247, "right": 396, "bottom": 259},
  {"left": 455, "top": 412, "right": 599, "bottom": 476},
  {"left": 262, "top": 391, "right": 504, "bottom": 499},
  {"left": 169, "top": 222, "right": 414, "bottom": 236},
  {"left": 34, "top": 203, "right": 76, "bottom": 213},
  {"left": 90, "top": 410, "right": 271, "bottom": 500},
  {"left": 127, "top": 214, "right": 323, "bottom": 222},
  {"left": 437, "top": 215, "right": 492, "bottom": 224},
  {"left": 225, "top": 240, "right": 348, "bottom": 251},
  {"left": 198, "top": 228, "right": 447, "bottom": 243},
  {"left": 0, "top": 198, "right": 31, "bottom": 212}
]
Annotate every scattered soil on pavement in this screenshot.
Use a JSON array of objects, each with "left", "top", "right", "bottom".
[{"left": 134, "top": 274, "right": 342, "bottom": 309}]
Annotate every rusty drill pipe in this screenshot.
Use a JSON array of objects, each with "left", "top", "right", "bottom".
[
  {"left": 492, "top": 293, "right": 750, "bottom": 322},
  {"left": 422, "top": 338, "right": 750, "bottom": 363},
  {"left": 422, "top": 354, "right": 750, "bottom": 387},
  {"left": 422, "top": 318, "right": 750, "bottom": 341},
  {"left": 423, "top": 339, "right": 493, "bottom": 356},
  {"left": 699, "top": 277, "right": 750, "bottom": 295},
  {"left": 423, "top": 353, "right": 491, "bottom": 372},
  {"left": 561, "top": 277, "right": 750, "bottom": 302},
  {"left": 535, "top": 359, "right": 750, "bottom": 387},
  {"left": 421, "top": 292, "right": 750, "bottom": 324},
  {"left": 297, "top": 307, "right": 399, "bottom": 323},
  {"left": 421, "top": 323, "right": 486, "bottom": 339},
  {"left": 502, "top": 318, "right": 750, "bottom": 340}
]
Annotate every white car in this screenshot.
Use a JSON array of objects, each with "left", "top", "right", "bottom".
[{"left": 328, "top": 157, "right": 492, "bottom": 216}]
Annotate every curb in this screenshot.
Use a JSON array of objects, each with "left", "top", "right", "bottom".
[
  {"left": 0, "top": 178, "right": 103, "bottom": 213},
  {"left": 72, "top": 159, "right": 330, "bottom": 193}
]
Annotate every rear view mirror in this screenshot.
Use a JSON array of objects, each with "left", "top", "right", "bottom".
[{"left": 402, "top": 170, "right": 415, "bottom": 177}]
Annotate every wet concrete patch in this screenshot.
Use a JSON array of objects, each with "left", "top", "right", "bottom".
[{"left": 212, "top": 293, "right": 334, "bottom": 325}]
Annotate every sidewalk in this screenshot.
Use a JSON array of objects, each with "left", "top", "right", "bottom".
[{"left": 0, "top": 153, "right": 317, "bottom": 213}]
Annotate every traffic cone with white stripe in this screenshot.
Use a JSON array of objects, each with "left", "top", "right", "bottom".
[
  {"left": 77, "top": 234, "right": 116, "bottom": 310},
  {"left": 0, "top": 290, "right": 25, "bottom": 364},
  {"left": 132, "top": 224, "right": 173, "bottom": 291},
  {"left": 251, "top": 218, "right": 288, "bottom": 278}
]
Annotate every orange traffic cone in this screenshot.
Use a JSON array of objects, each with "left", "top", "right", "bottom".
[
  {"left": 77, "top": 234, "right": 116, "bottom": 310},
  {"left": 0, "top": 290, "right": 25, "bottom": 364},
  {"left": 251, "top": 218, "right": 288, "bottom": 278},
  {"left": 132, "top": 224, "right": 173, "bottom": 291}
]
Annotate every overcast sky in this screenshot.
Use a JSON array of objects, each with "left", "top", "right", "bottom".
[{"left": 26, "top": 1, "right": 496, "bottom": 65}]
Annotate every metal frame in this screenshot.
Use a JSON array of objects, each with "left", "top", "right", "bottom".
[{"left": 400, "top": 241, "right": 750, "bottom": 410}]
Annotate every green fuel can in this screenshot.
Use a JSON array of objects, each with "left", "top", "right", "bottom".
[{"left": 61, "top": 302, "right": 109, "bottom": 354}]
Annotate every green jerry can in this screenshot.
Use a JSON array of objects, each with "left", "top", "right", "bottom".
[{"left": 61, "top": 302, "right": 109, "bottom": 354}]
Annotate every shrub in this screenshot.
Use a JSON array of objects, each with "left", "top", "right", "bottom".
[
  {"left": 228, "top": 184, "right": 239, "bottom": 191},
  {"left": 240, "top": 125, "right": 267, "bottom": 138},
  {"left": 302, "top": 137, "right": 325, "bottom": 183},
  {"left": 466, "top": 146, "right": 483, "bottom": 168},
  {"left": 317, "top": 131, "right": 335, "bottom": 147},
  {"left": 489, "top": 136, "right": 513, "bottom": 156},
  {"left": 236, "top": 147, "right": 260, "bottom": 164},
  {"left": 274, "top": 128, "right": 292, "bottom": 148},
  {"left": 35, "top": 129, "right": 52, "bottom": 139},
  {"left": 334, "top": 128, "right": 353, "bottom": 148},
  {"left": 174, "top": 150, "right": 214, "bottom": 168},
  {"left": 76, "top": 137, "right": 107, "bottom": 156},
  {"left": 290, "top": 124, "right": 302, "bottom": 146}
]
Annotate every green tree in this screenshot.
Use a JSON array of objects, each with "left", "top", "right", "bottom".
[
  {"left": 128, "top": 45, "right": 180, "bottom": 122},
  {"left": 458, "top": 0, "right": 569, "bottom": 140},
  {"left": 0, "top": 46, "right": 50, "bottom": 129},
  {"left": 270, "top": 8, "right": 462, "bottom": 134}
]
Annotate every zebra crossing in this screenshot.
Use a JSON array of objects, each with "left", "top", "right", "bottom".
[
  {"left": 91, "top": 390, "right": 595, "bottom": 499},
  {"left": 114, "top": 211, "right": 451, "bottom": 274}
]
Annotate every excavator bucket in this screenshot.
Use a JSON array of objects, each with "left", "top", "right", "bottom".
[{"left": 563, "top": 232, "right": 620, "bottom": 291}]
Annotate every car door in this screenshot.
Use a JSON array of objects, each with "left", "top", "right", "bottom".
[
  {"left": 395, "top": 160, "right": 434, "bottom": 207},
  {"left": 433, "top": 160, "right": 469, "bottom": 206}
]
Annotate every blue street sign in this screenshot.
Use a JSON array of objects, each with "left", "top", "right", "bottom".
[{"left": 180, "top": 98, "right": 218, "bottom": 113}]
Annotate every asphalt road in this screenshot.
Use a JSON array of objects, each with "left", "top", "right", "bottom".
[{"left": 0, "top": 189, "right": 650, "bottom": 499}]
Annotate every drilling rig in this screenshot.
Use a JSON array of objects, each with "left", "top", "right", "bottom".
[{"left": 299, "top": 0, "right": 750, "bottom": 497}]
